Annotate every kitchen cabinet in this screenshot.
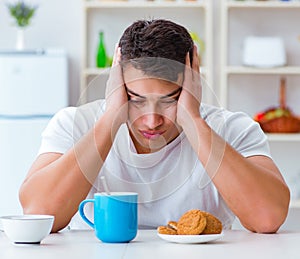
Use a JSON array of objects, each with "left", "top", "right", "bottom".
[
  {"left": 80, "top": 0, "right": 214, "bottom": 104},
  {"left": 220, "top": 0, "right": 300, "bottom": 205}
]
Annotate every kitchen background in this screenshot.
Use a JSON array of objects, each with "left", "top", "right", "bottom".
[{"left": 0, "top": 0, "right": 299, "bottom": 229}]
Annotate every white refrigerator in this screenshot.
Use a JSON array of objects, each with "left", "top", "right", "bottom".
[{"left": 0, "top": 49, "right": 68, "bottom": 225}]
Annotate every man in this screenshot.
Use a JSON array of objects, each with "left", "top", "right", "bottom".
[{"left": 19, "top": 19, "right": 290, "bottom": 233}]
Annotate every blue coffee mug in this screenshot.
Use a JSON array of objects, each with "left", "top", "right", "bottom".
[{"left": 79, "top": 192, "right": 138, "bottom": 243}]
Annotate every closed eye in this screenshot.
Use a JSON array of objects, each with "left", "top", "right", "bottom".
[
  {"left": 160, "top": 98, "right": 177, "bottom": 104},
  {"left": 129, "top": 99, "right": 146, "bottom": 106}
]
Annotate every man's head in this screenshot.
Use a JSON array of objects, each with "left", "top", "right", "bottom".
[
  {"left": 117, "top": 19, "right": 194, "bottom": 154},
  {"left": 119, "top": 19, "right": 194, "bottom": 82}
]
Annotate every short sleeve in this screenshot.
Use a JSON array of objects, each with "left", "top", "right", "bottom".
[
  {"left": 202, "top": 104, "right": 271, "bottom": 159},
  {"left": 37, "top": 107, "right": 78, "bottom": 155},
  {"left": 37, "top": 100, "right": 106, "bottom": 156},
  {"left": 220, "top": 112, "right": 271, "bottom": 158}
]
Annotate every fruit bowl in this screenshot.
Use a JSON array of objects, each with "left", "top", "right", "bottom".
[
  {"left": 257, "top": 113, "right": 300, "bottom": 133},
  {"left": 254, "top": 78, "right": 300, "bottom": 133}
]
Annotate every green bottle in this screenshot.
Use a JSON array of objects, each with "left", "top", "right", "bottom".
[{"left": 96, "top": 31, "right": 107, "bottom": 68}]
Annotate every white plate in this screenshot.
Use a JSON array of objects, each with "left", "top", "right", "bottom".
[{"left": 157, "top": 232, "right": 224, "bottom": 244}]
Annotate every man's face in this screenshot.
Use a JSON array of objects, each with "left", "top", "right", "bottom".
[{"left": 123, "top": 66, "right": 183, "bottom": 154}]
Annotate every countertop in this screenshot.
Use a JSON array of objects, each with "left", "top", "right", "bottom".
[{"left": 0, "top": 229, "right": 299, "bottom": 259}]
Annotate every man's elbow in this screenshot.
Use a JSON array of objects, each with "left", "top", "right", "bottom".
[
  {"left": 244, "top": 189, "right": 290, "bottom": 234},
  {"left": 255, "top": 215, "right": 286, "bottom": 234},
  {"left": 19, "top": 191, "right": 70, "bottom": 233}
]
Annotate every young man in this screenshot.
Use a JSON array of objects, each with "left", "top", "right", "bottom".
[{"left": 19, "top": 19, "right": 290, "bottom": 233}]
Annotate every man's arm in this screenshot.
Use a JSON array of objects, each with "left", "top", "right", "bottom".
[
  {"left": 19, "top": 47, "right": 127, "bottom": 232},
  {"left": 177, "top": 47, "right": 290, "bottom": 233},
  {"left": 183, "top": 116, "right": 290, "bottom": 233},
  {"left": 19, "top": 111, "right": 120, "bottom": 232}
]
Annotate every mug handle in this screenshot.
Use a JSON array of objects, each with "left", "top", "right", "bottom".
[{"left": 79, "top": 199, "right": 94, "bottom": 229}]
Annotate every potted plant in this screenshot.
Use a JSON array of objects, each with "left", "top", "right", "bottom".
[{"left": 7, "top": 1, "right": 37, "bottom": 50}]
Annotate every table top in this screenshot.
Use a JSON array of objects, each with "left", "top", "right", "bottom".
[{"left": 0, "top": 229, "right": 299, "bottom": 259}]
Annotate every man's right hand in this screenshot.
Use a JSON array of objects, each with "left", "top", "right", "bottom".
[{"left": 105, "top": 45, "right": 128, "bottom": 126}]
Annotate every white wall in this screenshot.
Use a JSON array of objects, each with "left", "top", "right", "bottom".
[{"left": 0, "top": 0, "right": 82, "bottom": 105}]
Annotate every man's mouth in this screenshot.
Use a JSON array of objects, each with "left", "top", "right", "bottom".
[{"left": 140, "top": 130, "right": 165, "bottom": 140}]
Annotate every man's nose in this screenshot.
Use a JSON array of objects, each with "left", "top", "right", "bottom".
[
  {"left": 142, "top": 112, "right": 163, "bottom": 129},
  {"left": 142, "top": 103, "right": 163, "bottom": 129}
]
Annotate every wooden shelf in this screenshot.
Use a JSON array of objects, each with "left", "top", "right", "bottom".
[
  {"left": 226, "top": 66, "right": 300, "bottom": 75},
  {"left": 83, "top": 67, "right": 109, "bottom": 76},
  {"left": 83, "top": 66, "right": 208, "bottom": 76},
  {"left": 84, "top": 0, "right": 207, "bottom": 9},
  {"left": 267, "top": 133, "right": 300, "bottom": 142},
  {"left": 226, "top": 0, "right": 300, "bottom": 9}
]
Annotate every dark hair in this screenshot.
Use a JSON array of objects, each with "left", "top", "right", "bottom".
[{"left": 119, "top": 19, "right": 194, "bottom": 82}]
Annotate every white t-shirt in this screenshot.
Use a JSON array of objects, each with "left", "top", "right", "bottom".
[{"left": 38, "top": 100, "right": 271, "bottom": 230}]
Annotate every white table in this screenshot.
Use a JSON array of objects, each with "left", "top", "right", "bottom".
[{"left": 0, "top": 229, "right": 299, "bottom": 259}]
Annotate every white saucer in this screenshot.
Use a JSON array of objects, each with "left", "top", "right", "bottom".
[{"left": 157, "top": 232, "right": 224, "bottom": 244}]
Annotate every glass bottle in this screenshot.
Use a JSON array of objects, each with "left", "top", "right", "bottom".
[{"left": 96, "top": 31, "right": 107, "bottom": 68}]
